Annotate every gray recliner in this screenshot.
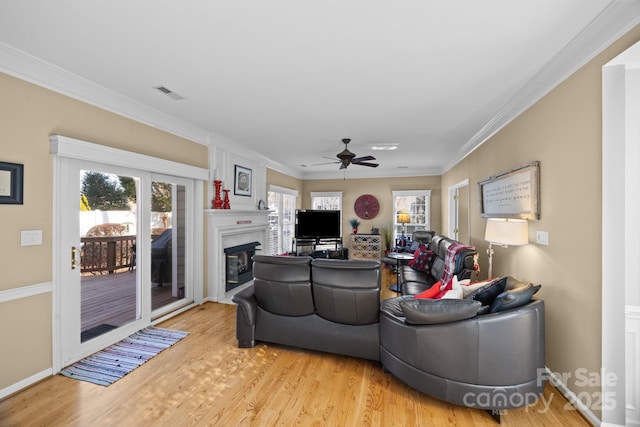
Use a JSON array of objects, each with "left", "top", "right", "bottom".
[{"left": 232, "top": 255, "right": 382, "bottom": 361}]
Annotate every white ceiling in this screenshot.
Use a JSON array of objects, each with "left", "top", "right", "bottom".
[{"left": 1, "top": 1, "right": 639, "bottom": 179}]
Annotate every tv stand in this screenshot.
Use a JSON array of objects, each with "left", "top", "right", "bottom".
[{"left": 294, "top": 238, "right": 345, "bottom": 259}]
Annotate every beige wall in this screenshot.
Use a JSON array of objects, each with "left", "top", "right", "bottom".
[
  {"left": 0, "top": 73, "right": 208, "bottom": 390},
  {"left": 441, "top": 24, "right": 640, "bottom": 414},
  {"left": 296, "top": 176, "right": 441, "bottom": 249}
]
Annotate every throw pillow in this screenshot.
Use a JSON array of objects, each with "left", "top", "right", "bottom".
[
  {"left": 489, "top": 283, "right": 542, "bottom": 313},
  {"left": 408, "top": 244, "right": 435, "bottom": 273},
  {"left": 464, "top": 277, "right": 507, "bottom": 306},
  {"left": 433, "top": 277, "right": 454, "bottom": 299},
  {"left": 400, "top": 298, "right": 482, "bottom": 324},
  {"left": 414, "top": 281, "right": 441, "bottom": 299},
  {"left": 462, "top": 278, "right": 496, "bottom": 298},
  {"left": 440, "top": 276, "right": 463, "bottom": 299}
]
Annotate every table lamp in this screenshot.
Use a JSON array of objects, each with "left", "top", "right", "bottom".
[{"left": 397, "top": 212, "right": 410, "bottom": 238}]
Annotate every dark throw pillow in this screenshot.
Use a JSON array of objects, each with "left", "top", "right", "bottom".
[
  {"left": 400, "top": 298, "right": 482, "bottom": 325},
  {"left": 464, "top": 277, "right": 507, "bottom": 306},
  {"left": 489, "top": 283, "right": 542, "bottom": 313},
  {"left": 408, "top": 244, "right": 435, "bottom": 273}
]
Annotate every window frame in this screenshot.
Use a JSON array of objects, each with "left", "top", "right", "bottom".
[
  {"left": 392, "top": 190, "right": 432, "bottom": 241},
  {"left": 268, "top": 185, "right": 298, "bottom": 255}
]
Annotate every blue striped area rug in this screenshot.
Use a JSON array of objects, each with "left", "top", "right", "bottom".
[{"left": 60, "top": 326, "right": 188, "bottom": 386}]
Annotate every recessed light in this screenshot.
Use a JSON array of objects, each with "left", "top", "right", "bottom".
[{"left": 369, "top": 143, "right": 399, "bottom": 151}]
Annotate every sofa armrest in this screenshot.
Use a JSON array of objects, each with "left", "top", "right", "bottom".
[
  {"left": 232, "top": 285, "right": 258, "bottom": 347},
  {"left": 381, "top": 299, "right": 545, "bottom": 387}
]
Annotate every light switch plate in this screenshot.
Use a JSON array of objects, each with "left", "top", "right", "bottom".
[
  {"left": 21, "top": 230, "right": 43, "bottom": 246},
  {"left": 536, "top": 231, "right": 549, "bottom": 245}
]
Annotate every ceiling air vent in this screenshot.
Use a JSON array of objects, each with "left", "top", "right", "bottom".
[{"left": 154, "top": 86, "right": 185, "bottom": 101}]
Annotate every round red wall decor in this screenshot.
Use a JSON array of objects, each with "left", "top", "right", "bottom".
[{"left": 354, "top": 194, "right": 380, "bottom": 220}]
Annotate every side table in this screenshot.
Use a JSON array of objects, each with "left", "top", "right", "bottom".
[{"left": 387, "top": 252, "right": 414, "bottom": 293}]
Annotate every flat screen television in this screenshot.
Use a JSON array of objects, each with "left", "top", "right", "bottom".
[{"left": 295, "top": 210, "right": 341, "bottom": 240}]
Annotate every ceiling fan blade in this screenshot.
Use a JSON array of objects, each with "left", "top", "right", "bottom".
[
  {"left": 352, "top": 155, "right": 376, "bottom": 162},
  {"left": 311, "top": 161, "right": 340, "bottom": 166},
  {"left": 352, "top": 161, "right": 379, "bottom": 167},
  {"left": 339, "top": 161, "right": 349, "bottom": 170}
]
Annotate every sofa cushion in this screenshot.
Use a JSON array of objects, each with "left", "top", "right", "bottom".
[
  {"left": 253, "top": 255, "right": 315, "bottom": 316},
  {"left": 380, "top": 296, "right": 411, "bottom": 319},
  {"left": 400, "top": 298, "right": 482, "bottom": 324},
  {"left": 490, "top": 282, "right": 542, "bottom": 313},
  {"left": 311, "top": 259, "right": 381, "bottom": 325},
  {"left": 464, "top": 277, "right": 507, "bottom": 306},
  {"left": 408, "top": 244, "right": 434, "bottom": 273}
]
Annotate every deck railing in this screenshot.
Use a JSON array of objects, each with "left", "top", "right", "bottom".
[{"left": 81, "top": 235, "right": 136, "bottom": 274}]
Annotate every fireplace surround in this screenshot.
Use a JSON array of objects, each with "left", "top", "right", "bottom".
[{"left": 206, "top": 209, "right": 270, "bottom": 303}]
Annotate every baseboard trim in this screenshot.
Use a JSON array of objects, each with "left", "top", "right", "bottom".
[
  {"left": 0, "top": 368, "right": 52, "bottom": 401},
  {"left": 545, "top": 367, "right": 601, "bottom": 426}
]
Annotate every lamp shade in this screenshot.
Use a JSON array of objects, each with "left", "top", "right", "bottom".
[
  {"left": 484, "top": 218, "right": 528, "bottom": 246},
  {"left": 397, "top": 212, "right": 410, "bottom": 224}
]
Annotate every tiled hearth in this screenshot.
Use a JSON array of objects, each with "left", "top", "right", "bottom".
[{"left": 205, "top": 209, "right": 270, "bottom": 303}]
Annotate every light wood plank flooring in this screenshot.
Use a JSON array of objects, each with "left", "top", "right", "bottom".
[{"left": 0, "top": 268, "right": 590, "bottom": 426}]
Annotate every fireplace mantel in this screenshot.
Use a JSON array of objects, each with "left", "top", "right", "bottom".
[{"left": 205, "top": 209, "right": 270, "bottom": 303}]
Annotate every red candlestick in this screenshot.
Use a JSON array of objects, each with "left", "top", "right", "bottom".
[
  {"left": 212, "top": 180, "right": 223, "bottom": 209},
  {"left": 223, "top": 189, "right": 230, "bottom": 209}
]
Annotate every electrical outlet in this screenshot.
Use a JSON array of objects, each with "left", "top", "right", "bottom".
[
  {"left": 536, "top": 231, "right": 549, "bottom": 245},
  {"left": 21, "top": 230, "right": 43, "bottom": 246}
]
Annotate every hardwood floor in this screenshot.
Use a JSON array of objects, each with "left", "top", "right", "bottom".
[{"left": 0, "top": 268, "right": 590, "bottom": 426}]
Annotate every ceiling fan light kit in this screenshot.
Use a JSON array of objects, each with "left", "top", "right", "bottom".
[{"left": 333, "top": 138, "right": 379, "bottom": 170}]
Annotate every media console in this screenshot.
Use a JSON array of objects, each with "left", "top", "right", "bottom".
[{"left": 293, "top": 237, "right": 346, "bottom": 259}]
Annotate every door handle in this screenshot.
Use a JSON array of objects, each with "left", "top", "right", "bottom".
[{"left": 71, "top": 246, "right": 77, "bottom": 269}]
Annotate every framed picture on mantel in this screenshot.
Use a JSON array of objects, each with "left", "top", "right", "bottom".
[
  {"left": 234, "top": 165, "right": 252, "bottom": 197},
  {"left": 478, "top": 161, "right": 540, "bottom": 220}
]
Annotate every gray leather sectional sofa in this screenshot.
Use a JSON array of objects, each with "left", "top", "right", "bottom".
[{"left": 232, "top": 254, "right": 545, "bottom": 417}]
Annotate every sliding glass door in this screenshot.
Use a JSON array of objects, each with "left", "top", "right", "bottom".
[
  {"left": 53, "top": 140, "right": 204, "bottom": 370},
  {"left": 57, "top": 158, "right": 148, "bottom": 366}
]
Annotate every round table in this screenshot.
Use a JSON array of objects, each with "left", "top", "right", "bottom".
[{"left": 386, "top": 252, "right": 415, "bottom": 293}]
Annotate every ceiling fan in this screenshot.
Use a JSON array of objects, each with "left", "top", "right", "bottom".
[{"left": 316, "top": 138, "right": 379, "bottom": 169}]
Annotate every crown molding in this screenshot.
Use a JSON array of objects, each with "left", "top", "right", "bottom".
[
  {"left": 0, "top": 42, "right": 209, "bottom": 146},
  {"left": 442, "top": 1, "right": 640, "bottom": 174}
]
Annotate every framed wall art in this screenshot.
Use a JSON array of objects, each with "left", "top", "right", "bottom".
[
  {"left": 0, "top": 161, "right": 24, "bottom": 205},
  {"left": 234, "top": 165, "right": 252, "bottom": 197},
  {"left": 478, "top": 161, "right": 540, "bottom": 220}
]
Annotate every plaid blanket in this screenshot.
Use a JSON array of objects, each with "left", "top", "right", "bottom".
[{"left": 441, "top": 242, "right": 475, "bottom": 289}]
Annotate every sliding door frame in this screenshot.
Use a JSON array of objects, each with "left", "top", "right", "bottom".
[{"left": 51, "top": 135, "right": 207, "bottom": 372}]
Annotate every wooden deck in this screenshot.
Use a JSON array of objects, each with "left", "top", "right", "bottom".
[{"left": 81, "top": 270, "right": 183, "bottom": 334}]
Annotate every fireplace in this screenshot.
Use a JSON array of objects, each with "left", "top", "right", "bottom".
[
  {"left": 224, "top": 241, "right": 260, "bottom": 291},
  {"left": 206, "top": 209, "right": 270, "bottom": 303}
]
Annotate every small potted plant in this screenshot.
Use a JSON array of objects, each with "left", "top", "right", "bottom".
[{"left": 348, "top": 218, "right": 361, "bottom": 234}]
